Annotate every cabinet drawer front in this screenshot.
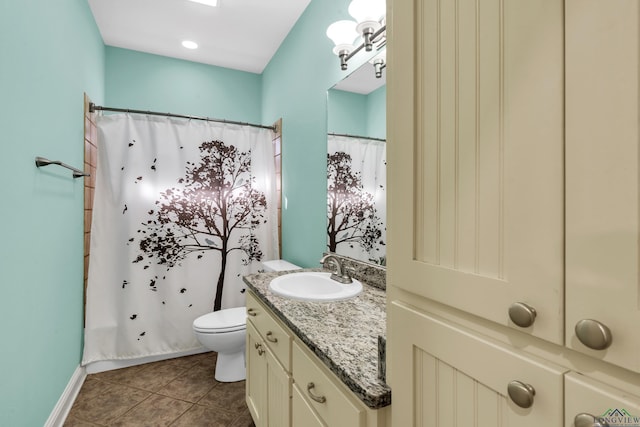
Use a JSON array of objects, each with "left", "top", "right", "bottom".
[
  {"left": 247, "top": 292, "right": 292, "bottom": 371},
  {"left": 292, "top": 385, "right": 325, "bottom": 427},
  {"left": 293, "top": 341, "right": 365, "bottom": 427},
  {"left": 565, "top": 372, "right": 640, "bottom": 427}
]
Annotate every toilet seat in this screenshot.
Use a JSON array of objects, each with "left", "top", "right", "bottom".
[{"left": 193, "top": 307, "right": 246, "bottom": 333}]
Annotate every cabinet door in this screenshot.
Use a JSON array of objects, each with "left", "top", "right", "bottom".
[
  {"left": 565, "top": 0, "right": 640, "bottom": 373},
  {"left": 387, "top": 0, "right": 565, "bottom": 343},
  {"left": 246, "top": 322, "right": 266, "bottom": 427},
  {"left": 265, "top": 347, "right": 291, "bottom": 427},
  {"left": 389, "top": 301, "right": 565, "bottom": 427},
  {"left": 565, "top": 372, "right": 640, "bottom": 426},
  {"left": 247, "top": 321, "right": 292, "bottom": 427}
]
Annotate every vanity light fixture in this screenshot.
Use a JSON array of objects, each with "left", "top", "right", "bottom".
[
  {"left": 369, "top": 50, "right": 386, "bottom": 78},
  {"left": 182, "top": 40, "right": 198, "bottom": 49},
  {"left": 326, "top": 20, "right": 359, "bottom": 70},
  {"left": 327, "top": 0, "right": 386, "bottom": 76}
]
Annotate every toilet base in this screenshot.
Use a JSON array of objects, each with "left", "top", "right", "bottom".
[{"left": 215, "top": 349, "right": 246, "bottom": 382}]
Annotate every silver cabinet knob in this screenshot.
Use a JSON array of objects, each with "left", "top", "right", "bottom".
[
  {"left": 508, "top": 302, "right": 537, "bottom": 328},
  {"left": 575, "top": 413, "right": 610, "bottom": 427},
  {"left": 507, "top": 380, "right": 535, "bottom": 408},
  {"left": 575, "top": 319, "right": 612, "bottom": 350},
  {"left": 254, "top": 343, "right": 264, "bottom": 356}
]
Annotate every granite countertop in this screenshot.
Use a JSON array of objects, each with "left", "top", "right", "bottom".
[{"left": 243, "top": 269, "right": 391, "bottom": 409}]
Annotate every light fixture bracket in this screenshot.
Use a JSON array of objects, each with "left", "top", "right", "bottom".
[{"left": 341, "top": 24, "right": 386, "bottom": 72}]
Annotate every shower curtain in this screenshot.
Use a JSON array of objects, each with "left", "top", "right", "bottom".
[
  {"left": 327, "top": 134, "right": 386, "bottom": 265},
  {"left": 82, "top": 113, "right": 278, "bottom": 365}
]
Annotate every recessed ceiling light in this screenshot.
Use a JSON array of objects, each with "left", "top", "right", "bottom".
[
  {"left": 188, "top": 0, "right": 218, "bottom": 6},
  {"left": 182, "top": 40, "right": 198, "bottom": 49}
]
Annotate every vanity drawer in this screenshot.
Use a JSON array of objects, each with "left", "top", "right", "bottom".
[
  {"left": 246, "top": 291, "right": 292, "bottom": 372},
  {"left": 292, "top": 341, "right": 365, "bottom": 427}
]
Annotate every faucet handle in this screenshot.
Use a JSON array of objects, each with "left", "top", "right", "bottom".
[{"left": 319, "top": 254, "right": 353, "bottom": 284}]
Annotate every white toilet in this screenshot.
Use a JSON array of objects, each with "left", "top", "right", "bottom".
[
  {"left": 192, "top": 259, "right": 301, "bottom": 382},
  {"left": 193, "top": 306, "right": 247, "bottom": 382}
]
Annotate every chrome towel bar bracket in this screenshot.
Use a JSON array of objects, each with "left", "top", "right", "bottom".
[{"left": 35, "top": 156, "right": 89, "bottom": 179}]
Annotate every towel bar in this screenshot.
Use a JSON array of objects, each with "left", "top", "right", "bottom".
[{"left": 35, "top": 156, "right": 89, "bottom": 179}]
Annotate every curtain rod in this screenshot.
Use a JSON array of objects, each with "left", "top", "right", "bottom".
[
  {"left": 329, "top": 132, "right": 386, "bottom": 142},
  {"left": 89, "top": 103, "right": 277, "bottom": 132}
]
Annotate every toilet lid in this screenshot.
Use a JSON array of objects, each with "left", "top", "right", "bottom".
[{"left": 193, "top": 307, "right": 247, "bottom": 333}]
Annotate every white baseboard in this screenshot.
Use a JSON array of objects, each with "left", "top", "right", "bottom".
[{"left": 44, "top": 365, "right": 86, "bottom": 427}]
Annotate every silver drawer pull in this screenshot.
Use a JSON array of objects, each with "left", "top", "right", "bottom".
[
  {"left": 575, "top": 413, "right": 610, "bottom": 427},
  {"left": 508, "top": 302, "right": 537, "bottom": 328},
  {"left": 507, "top": 380, "right": 535, "bottom": 408},
  {"left": 247, "top": 308, "right": 257, "bottom": 317},
  {"left": 307, "top": 382, "right": 326, "bottom": 403},
  {"left": 266, "top": 331, "right": 278, "bottom": 343},
  {"left": 575, "top": 319, "right": 612, "bottom": 350}
]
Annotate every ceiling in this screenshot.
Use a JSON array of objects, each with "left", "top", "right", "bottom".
[{"left": 88, "top": 0, "right": 312, "bottom": 74}]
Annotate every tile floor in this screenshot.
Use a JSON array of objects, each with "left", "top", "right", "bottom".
[{"left": 64, "top": 352, "right": 255, "bottom": 427}]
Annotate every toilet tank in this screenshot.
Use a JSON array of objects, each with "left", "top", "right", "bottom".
[{"left": 260, "top": 259, "right": 301, "bottom": 272}]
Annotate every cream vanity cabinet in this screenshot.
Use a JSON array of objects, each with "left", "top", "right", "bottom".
[
  {"left": 246, "top": 292, "right": 388, "bottom": 427},
  {"left": 387, "top": 0, "right": 640, "bottom": 425}
]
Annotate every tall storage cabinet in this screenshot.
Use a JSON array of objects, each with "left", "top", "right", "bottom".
[
  {"left": 564, "top": 0, "right": 640, "bottom": 373},
  {"left": 386, "top": 0, "right": 640, "bottom": 425}
]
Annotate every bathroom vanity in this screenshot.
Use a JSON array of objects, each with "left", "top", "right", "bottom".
[{"left": 243, "top": 269, "right": 390, "bottom": 427}]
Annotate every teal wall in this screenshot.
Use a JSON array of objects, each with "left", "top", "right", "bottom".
[
  {"left": 327, "top": 89, "right": 368, "bottom": 136},
  {"left": 261, "top": 0, "right": 377, "bottom": 267},
  {"left": 366, "top": 85, "right": 387, "bottom": 140},
  {"left": 0, "top": 0, "right": 105, "bottom": 425},
  {"left": 327, "top": 85, "right": 386, "bottom": 139},
  {"left": 105, "top": 47, "right": 262, "bottom": 122}
]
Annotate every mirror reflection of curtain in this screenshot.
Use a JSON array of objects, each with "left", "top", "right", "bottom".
[
  {"left": 82, "top": 114, "right": 278, "bottom": 365},
  {"left": 327, "top": 134, "right": 386, "bottom": 265}
]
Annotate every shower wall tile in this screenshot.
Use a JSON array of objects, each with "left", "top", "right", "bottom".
[{"left": 84, "top": 93, "right": 98, "bottom": 317}]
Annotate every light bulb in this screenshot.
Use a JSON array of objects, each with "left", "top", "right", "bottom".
[
  {"left": 326, "top": 20, "right": 359, "bottom": 53},
  {"left": 348, "top": 0, "right": 385, "bottom": 24}
]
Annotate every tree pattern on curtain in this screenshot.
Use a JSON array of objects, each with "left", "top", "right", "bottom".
[
  {"left": 327, "top": 151, "right": 385, "bottom": 264},
  {"left": 133, "top": 140, "right": 266, "bottom": 311}
]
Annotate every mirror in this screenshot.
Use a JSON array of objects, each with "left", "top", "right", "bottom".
[{"left": 326, "top": 53, "right": 387, "bottom": 266}]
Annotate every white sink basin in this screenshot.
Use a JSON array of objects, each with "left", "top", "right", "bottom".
[{"left": 269, "top": 272, "right": 363, "bottom": 302}]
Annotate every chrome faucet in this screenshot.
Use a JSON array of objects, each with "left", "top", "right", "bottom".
[{"left": 319, "top": 254, "right": 353, "bottom": 284}]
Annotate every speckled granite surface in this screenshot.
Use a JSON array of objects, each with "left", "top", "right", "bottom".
[{"left": 243, "top": 269, "right": 391, "bottom": 409}]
